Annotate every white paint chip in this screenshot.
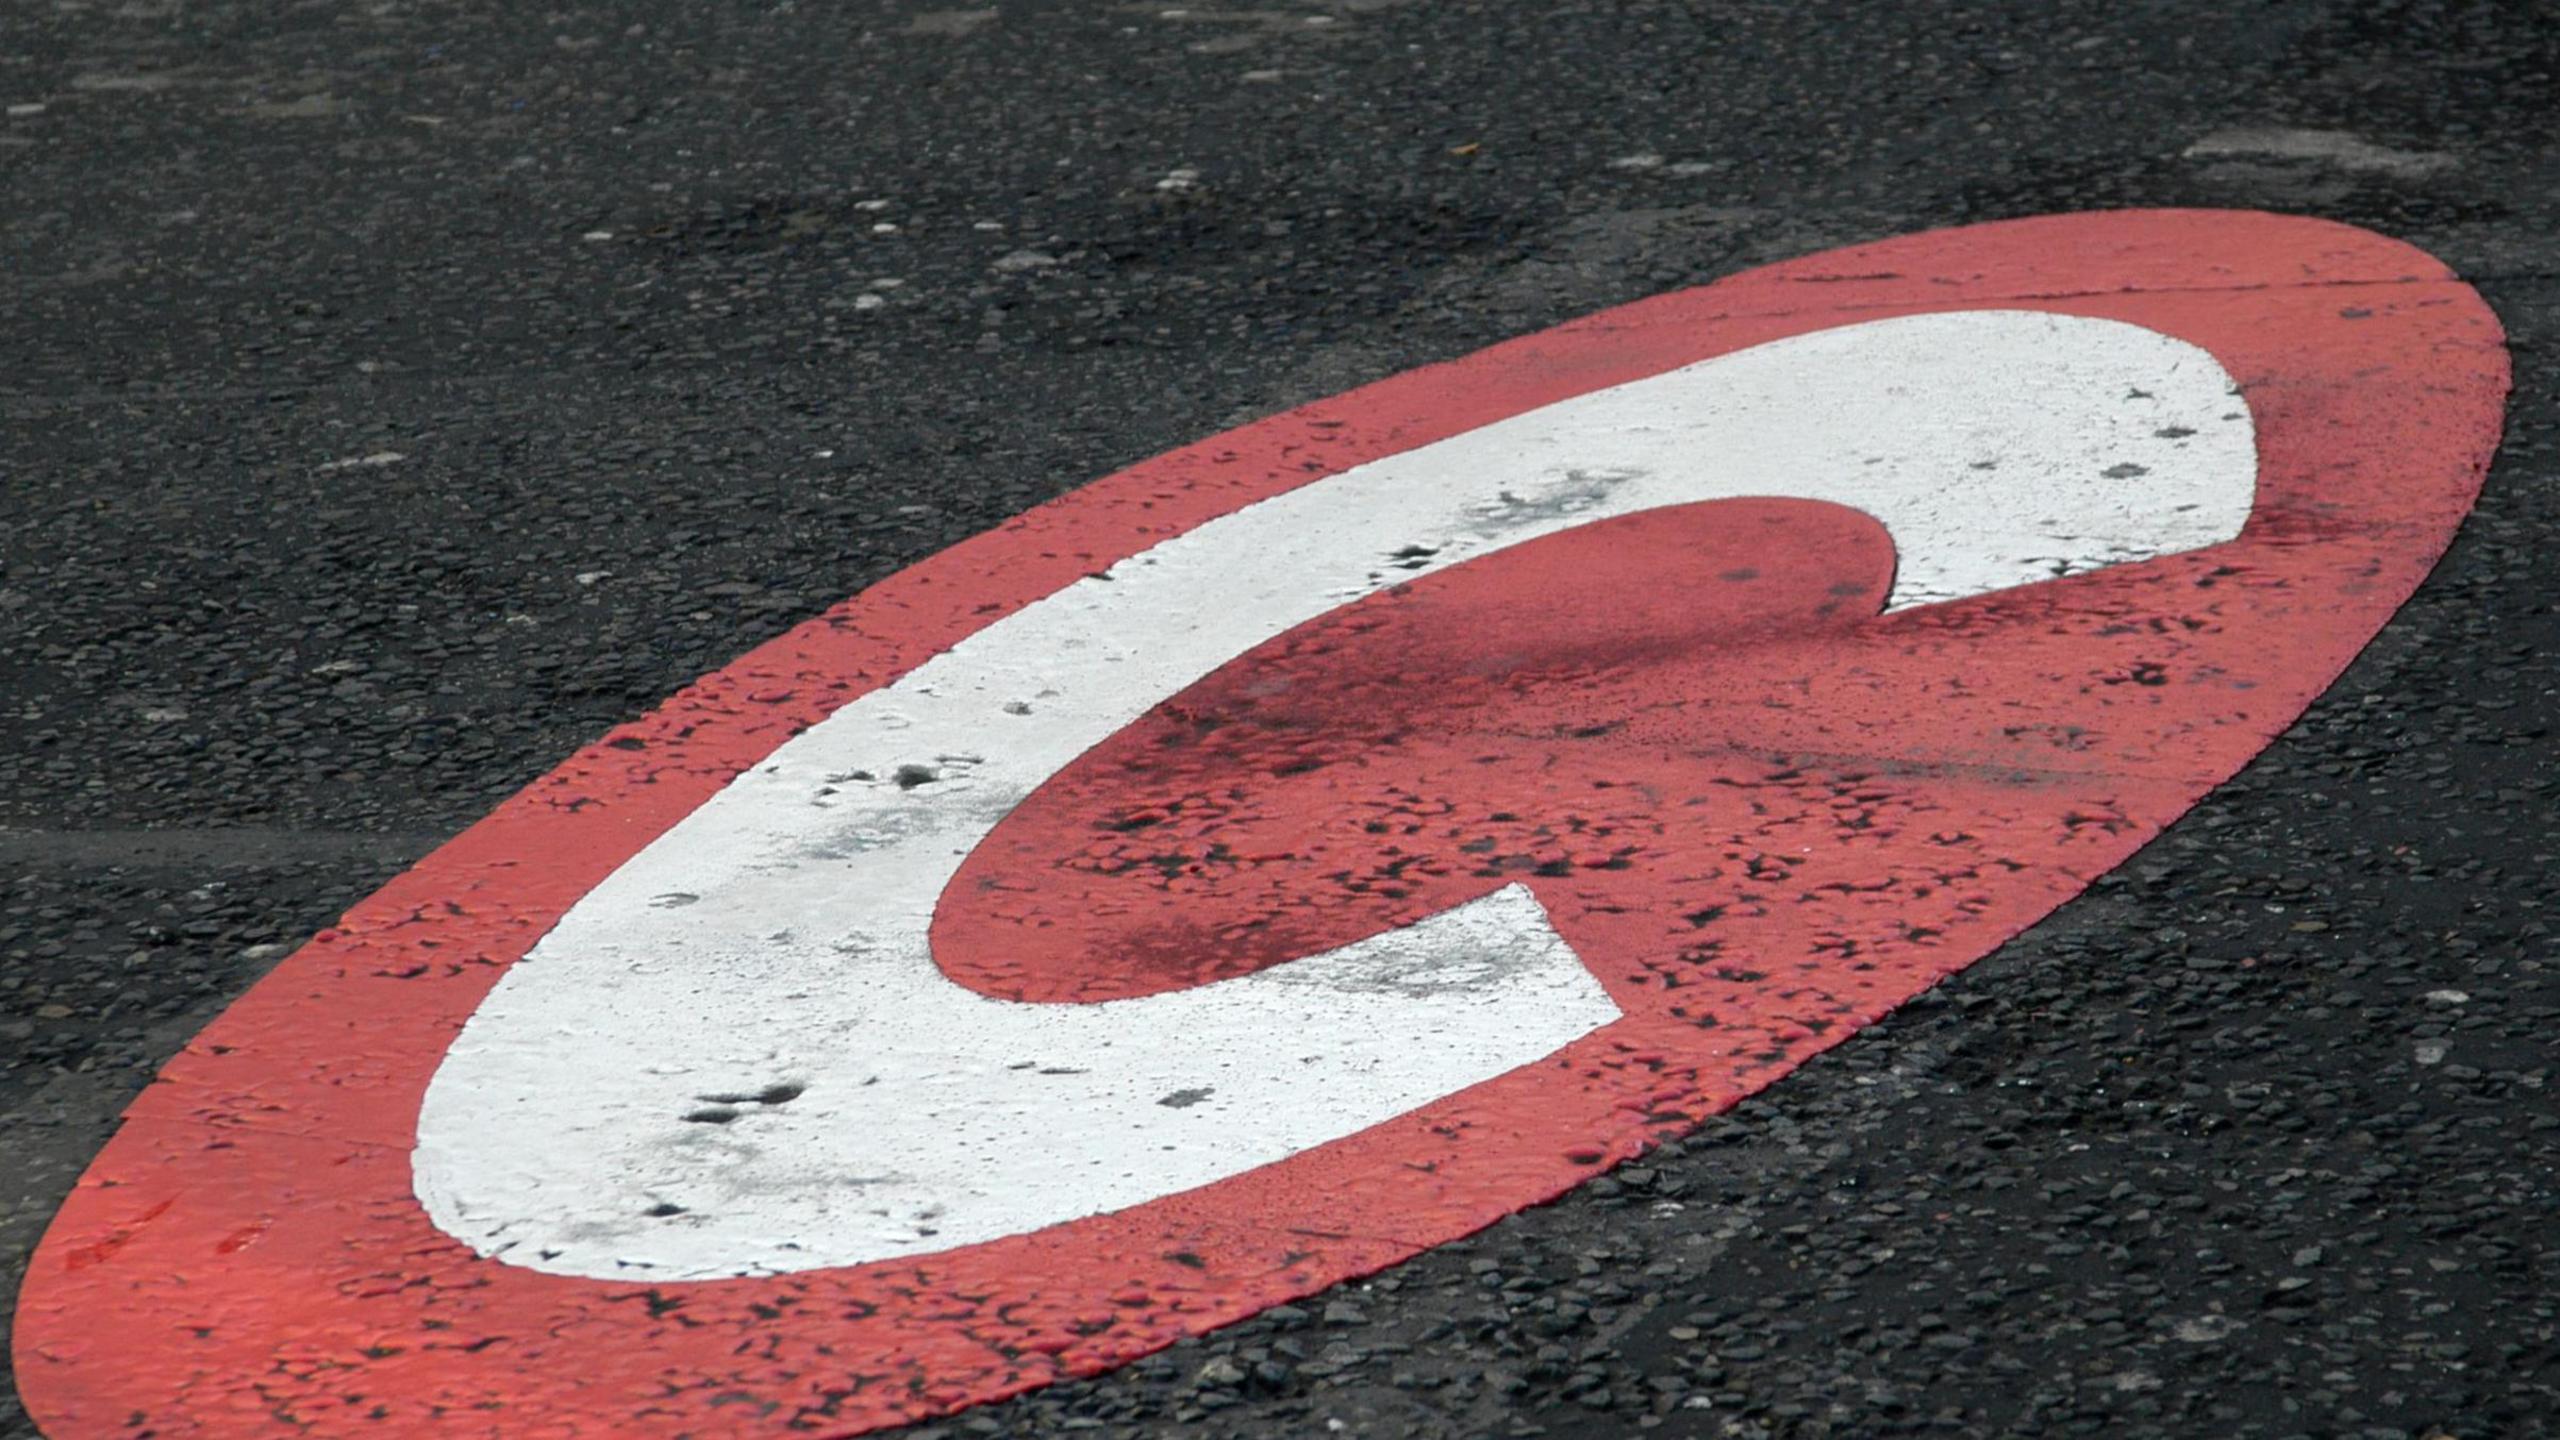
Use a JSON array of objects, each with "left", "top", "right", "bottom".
[
  {"left": 2183, "top": 127, "right": 2455, "bottom": 177},
  {"left": 317, "top": 451, "right": 407, "bottom": 471},
  {"left": 903, "top": 8, "right": 997, "bottom": 36}
]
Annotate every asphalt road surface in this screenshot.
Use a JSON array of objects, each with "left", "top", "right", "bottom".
[{"left": 5, "top": 2, "right": 2558, "bottom": 1437}]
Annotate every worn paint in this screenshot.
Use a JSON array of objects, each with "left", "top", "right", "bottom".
[
  {"left": 418, "top": 311, "right": 2252, "bottom": 1278},
  {"left": 13, "top": 211, "right": 2508, "bottom": 1437}
]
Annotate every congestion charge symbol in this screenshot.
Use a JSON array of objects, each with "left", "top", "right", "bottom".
[{"left": 11, "top": 211, "right": 2509, "bottom": 1440}]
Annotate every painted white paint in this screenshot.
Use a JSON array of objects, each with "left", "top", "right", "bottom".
[{"left": 414, "top": 311, "right": 2256, "bottom": 1279}]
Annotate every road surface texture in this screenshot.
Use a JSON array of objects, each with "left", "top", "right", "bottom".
[{"left": 3, "top": 2, "right": 2555, "bottom": 1437}]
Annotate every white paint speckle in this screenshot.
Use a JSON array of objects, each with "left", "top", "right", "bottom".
[
  {"left": 2111, "top": 1371, "right": 2164, "bottom": 1393},
  {"left": 903, "top": 9, "right": 996, "bottom": 36},
  {"left": 2183, "top": 127, "right": 2455, "bottom": 177},
  {"left": 317, "top": 451, "right": 406, "bottom": 472}
]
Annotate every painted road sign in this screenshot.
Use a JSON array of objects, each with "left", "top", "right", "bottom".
[{"left": 13, "top": 210, "right": 2508, "bottom": 1436}]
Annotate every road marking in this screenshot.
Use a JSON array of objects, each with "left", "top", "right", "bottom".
[
  {"left": 418, "top": 311, "right": 2252, "bottom": 1277},
  {"left": 14, "top": 211, "right": 2507, "bottom": 1439}
]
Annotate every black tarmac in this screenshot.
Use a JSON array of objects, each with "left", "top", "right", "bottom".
[{"left": 4, "top": 2, "right": 2557, "bottom": 1437}]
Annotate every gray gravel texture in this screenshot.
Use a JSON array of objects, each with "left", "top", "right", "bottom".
[{"left": 4, "top": 1, "right": 2558, "bottom": 1437}]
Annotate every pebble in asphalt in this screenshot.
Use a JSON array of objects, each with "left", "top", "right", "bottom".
[{"left": 3, "top": 1, "right": 2557, "bottom": 1436}]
